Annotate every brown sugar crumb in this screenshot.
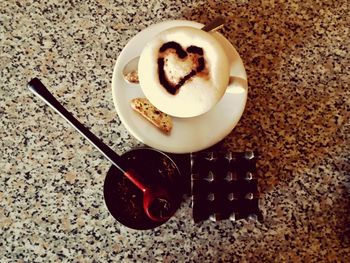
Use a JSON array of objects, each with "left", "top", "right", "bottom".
[{"left": 124, "top": 70, "right": 139, "bottom": 83}]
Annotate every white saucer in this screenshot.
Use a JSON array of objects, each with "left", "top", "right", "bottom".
[{"left": 112, "top": 20, "right": 248, "bottom": 154}]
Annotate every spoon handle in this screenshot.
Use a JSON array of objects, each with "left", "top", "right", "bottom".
[
  {"left": 27, "top": 77, "right": 127, "bottom": 174},
  {"left": 201, "top": 16, "right": 225, "bottom": 32}
]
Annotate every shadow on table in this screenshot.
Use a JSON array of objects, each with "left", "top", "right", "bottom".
[
  {"left": 180, "top": 1, "right": 349, "bottom": 194},
  {"left": 177, "top": 2, "right": 350, "bottom": 255}
]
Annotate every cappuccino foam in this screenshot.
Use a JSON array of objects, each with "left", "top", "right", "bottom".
[{"left": 138, "top": 26, "right": 229, "bottom": 118}]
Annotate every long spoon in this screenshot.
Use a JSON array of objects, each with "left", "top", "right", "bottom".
[{"left": 27, "top": 78, "right": 177, "bottom": 222}]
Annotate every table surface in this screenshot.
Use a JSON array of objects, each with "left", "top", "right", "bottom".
[{"left": 1, "top": 0, "right": 349, "bottom": 262}]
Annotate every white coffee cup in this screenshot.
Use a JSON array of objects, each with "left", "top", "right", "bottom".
[{"left": 138, "top": 26, "right": 230, "bottom": 118}]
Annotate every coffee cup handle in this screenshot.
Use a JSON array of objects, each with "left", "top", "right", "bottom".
[{"left": 225, "top": 76, "right": 248, "bottom": 94}]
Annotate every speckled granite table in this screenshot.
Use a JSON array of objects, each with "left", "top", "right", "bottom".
[{"left": 1, "top": 0, "right": 349, "bottom": 262}]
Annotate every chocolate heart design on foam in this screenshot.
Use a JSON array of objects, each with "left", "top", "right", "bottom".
[{"left": 157, "top": 41, "right": 206, "bottom": 95}]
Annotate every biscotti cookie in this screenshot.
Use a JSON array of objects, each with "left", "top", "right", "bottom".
[{"left": 130, "top": 98, "right": 173, "bottom": 134}]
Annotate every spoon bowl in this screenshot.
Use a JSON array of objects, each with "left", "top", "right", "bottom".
[
  {"left": 104, "top": 148, "right": 182, "bottom": 229},
  {"left": 123, "top": 165, "right": 180, "bottom": 222}
]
